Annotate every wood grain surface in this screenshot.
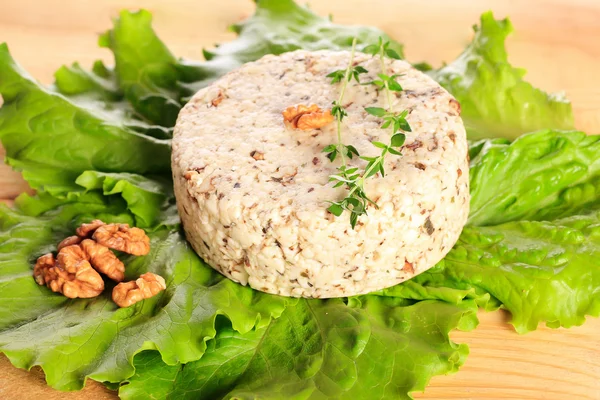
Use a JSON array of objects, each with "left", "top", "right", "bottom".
[{"left": 1, "top": 1, "right": 599, "bottom": 399}]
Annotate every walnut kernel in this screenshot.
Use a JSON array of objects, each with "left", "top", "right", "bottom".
[
  {"left": 57, "top": 235, "right": 82, "bottom": 250},
  {"left": 282, "top": 104, "right": 334, "bottom": 130},
  {"left": 449, "top": 98, "right": 461, "bottom": 116},
  {"left": 35, "top": 247, "right": 105, "bottom": 298},
  {"left": 211, "top": 90, "right": 225, "bottom": 107},
  {"left": 250, "top": 150, "right": 265, "bottom": 161},
  {"left": 112, "top": 272, "right": 166, "bottom": 308},
  {"left": 33, "top": 253, "right": 55, "bottom": 286},
  {"left": 76, "top": 219, "right": 106, "bottom": 238},
  {"left": 403, "top": 261, "right": 414, "bottom": 274},
  {"left": 93, "top": 224, "right": 151, "bottom": 256},
  {"left": 81, "top": 239, "right": 125, "bottom": 282}
]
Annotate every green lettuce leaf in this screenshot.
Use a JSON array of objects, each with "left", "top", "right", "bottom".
[
  {"left": 469, "top": 130, "right": 600, "bottom": 226},
  {"left": 0, "top": 197, "right": 286, "bottom": 391},
  {"left": 0, "top": 44, "right": 171, "bottom": 195},
  {"left": 54, "top": 60, "right": 121, "bottom": 102},
  {"left": 374, "top": 277, "right": 500, "bottom": 311},
  {"left": 100, "top": 10, "right": 182, "bottom": 127},
  {"left": 412, "top": 211, "right": 600, "bottom": 334},
  {"left": 120, "top": 298, "right": 476, "bottom": 400},
  {"left": 101, "top": 1, "right": 403, "bottom": 126},
  {"left": 53, "top": 60, "right": 173, "bottom": 140},
  {"left": 74, "top": 171, "right": 177, "bottom": 228},
  {"left": 431, "top": 12, "right": 575, "bottom": 140}
]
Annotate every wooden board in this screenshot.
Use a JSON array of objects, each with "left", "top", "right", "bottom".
[{"left": 0, "top": 1, "right": 599, "bottom": 399}]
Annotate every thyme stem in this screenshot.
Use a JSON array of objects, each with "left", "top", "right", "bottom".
[{"left": 334, "top": 37, "right": 358, "bottom": 168}]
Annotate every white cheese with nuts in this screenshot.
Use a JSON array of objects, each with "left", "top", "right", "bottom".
[{"left": 172, "top": 50, "right": 470, "bottom": 298}]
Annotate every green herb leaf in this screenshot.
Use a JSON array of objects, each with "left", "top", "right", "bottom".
[
  {"left": 413, "top": 61, "right": 433, "bottom": 72},
  {"left": 391, "top": 133, "right": 406, "bottom": 147},
  {"left": 331, "top": 101, "right": 348, "bottom": 121},
  {"left": 385, "top": 48, "right": 402, "bottom": 60},
  {"left": 327, "top": 150, "right": 338, "bottom": 162},
  {"left": 372, "top": 141, "right": 388, "bottom": 149},
  {"left": 346, "top": 144, "right": 360, "bottom": 158},
  {"left": 350, "top": 65, "right": 369, "bottom": 82},
  {"left": 387, "top": 79, "right": 403, "bottom": 92},
  {"left": 349, "top": 210, "right": 359, "bottom": 228},
  {"left": 322, "top": 144, "right": 337, "bottom": 153},
  {"left": 365, "top": 159, "right": 382, "bottom": 178},
  {"left": 326, "top": 69, "right": 346, "bottom": 84},
  {"left": 397, "top": 117, "right": 412, "bottom": 132},
  {"left": 360, "top": 156, "right": 378, "bottom": 162},
  {"left": 362, "top": 43, "right": 380, "bottom": 55},
  {"left": 327, "top": 203, "right": 344, "bottom": 216},
  {"left": 365, "top": 107, "right": 387, "bottom": 117}
]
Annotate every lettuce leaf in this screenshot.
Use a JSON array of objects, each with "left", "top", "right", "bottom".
[
  {"left": 0, "top": 44, "right": 171, "bottom": 195},
  {"left": 54, "top": 60, "right": 121, "bottom": 102},
  {"left": 99, "top": 10, "right": 182, "bottom": 127},
  {"left": 469, "top": 130, "right": 600, "bottom": 226},
  {"left": 412, "top": 211, "right": 600, "bottom": 334},
  {"left": 0, "top": 198, "right": 286, "bottom": 390},
  {"left": 54, "top": 60, "right": 173, "bottom": 140},
  {"left": 431, "top": 12, "right": 575, "bottom": 140},
  {"left": 100, "top": 1, "right": 403, "bottom": 126},
  {"left": 74, "top": 171, "right": 177, "bottom": 228},
  {"left": 120, "top": 299, "right": 476, "bottom": 400}
]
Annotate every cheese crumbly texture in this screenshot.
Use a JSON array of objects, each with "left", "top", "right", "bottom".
[{"left": 172, "top": 50, "right": 470, "bottom": 298}]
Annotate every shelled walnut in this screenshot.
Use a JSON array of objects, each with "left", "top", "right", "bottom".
[
  {"left": 57, "top": 219, "right": 106, "bottom": 250},
  {"left": 33, "top": 220, "right": 160, "bottom": 305},
  {"left": 93, "top": 224, "right": 151, "bottom": 256},
  {"left": 34, "top": 250, "right": 104, "bottom": 299},
  {"left": 80, "top": 239, "right": 125, "bottom": 282},
  {"left": 112, "top": 272, "right": 167, "bottom": 308},
  {"left": 282, "top": 104, "right": 334, "bottom": 130},
  {"left": 76, "top": 219, "right": 106, "bottom": 238}
]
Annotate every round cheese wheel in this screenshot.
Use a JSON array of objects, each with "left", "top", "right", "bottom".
[{"left": 172, "top": 50, "right": 469, "bottom": 298}]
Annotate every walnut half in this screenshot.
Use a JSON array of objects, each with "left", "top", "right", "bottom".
[
  {"left": 282, "top": 104, "right": 334, "bottom": 130},
  {"left": 93, "top": 223, "right": 150, "bottom": 256},
  {"left": 112, "top": 272, "right": 166, "bottom": 308},
  {"left": 81, "top": 239, "right": 125, "bottom": 282},
  {"left": 34, "top": 249, "right": 105, "bottom": 299},
  {"left": 57, "top": 235, "right": 82, "bottom": 250},
  {"left": 76, "top": 219, "right": 106, "bottom": 238}
]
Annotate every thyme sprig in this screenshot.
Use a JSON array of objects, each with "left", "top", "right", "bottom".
[
  {"left": 323, "top": 38, "right": 364, "bottom": 166},
  {"left": 324, "top": 37, "right": 411, "bottom": 228}
]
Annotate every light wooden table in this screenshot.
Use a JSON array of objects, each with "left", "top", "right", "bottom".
[{"left": 1, "top": 1, "right": 599, "bottom": 399}]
